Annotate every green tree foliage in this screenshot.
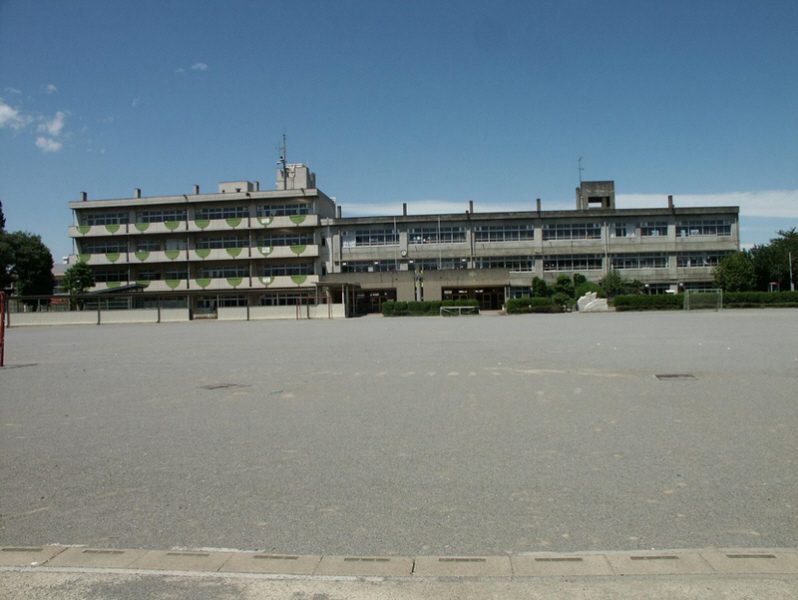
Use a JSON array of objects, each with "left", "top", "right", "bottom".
[
  {"left": 553, "top": 274, "right": 575, "bottom": 298},
  {"left": 749, "top": 229, "right": 798, "bottom": 291},
  {"left": 572, "top": 273, "right": 587, "bottom": 287},
  {"left": 0, "top": 200, "right": 6, "bottom": 232},
  {"left": 62, "top": 262, "right": 95, "bottom": 296},
  {"left": 531, "top": 276, "right": 550, "bottom": 298},
  {"left": 713, "top": 251, "right": 755, "bottom": 292},
  {"left": 0, "top": 232, "right": 55, "bottom": 296},
  {"left": 599, "top": 270, "right": 642, "bottom": 297}
]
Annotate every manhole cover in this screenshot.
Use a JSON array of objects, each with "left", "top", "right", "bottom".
[{"left": 654, "top": 374, "right": 696, "bottom": 380}]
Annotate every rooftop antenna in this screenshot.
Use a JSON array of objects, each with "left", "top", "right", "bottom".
[
  {"left": 276, "top": 134, "right": 287, "bottom": 187},
  {"left": 577, "top": 157, "right": 584, "bottom": 186}
]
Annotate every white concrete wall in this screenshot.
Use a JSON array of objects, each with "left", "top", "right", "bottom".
[
  {"left": 8, "top": 311, "right": 99, "bottom": 327},
  {"left": 160, "top": 308, "right": 190, "bottom": 322},
  {"left": 308, "top": 304, "right": 345, "bottom": 319},
  {"left": 100, "top": 309, "right": 159, "bottom": 324},
  {"left": 217, "top": 307, "right": 249, "bottom": 321},
  {"left": 249, "top": 305, "right": 301, "bottom": 320}
]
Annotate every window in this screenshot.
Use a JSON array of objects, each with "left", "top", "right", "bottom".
[
  {"left": 677, "top": 252, "right": 730, "bottom": 268},
  {"left": 258, "top": 293, "right": 314, "bottom": 306},
  {"left": 611, "top": 223, "right": 635, "bottom": 238},
  {"left": 80, "top": 240, "right": 128, "bottom": 254},
  {"left": 474, "top": 225, "right": 534, "bottom": 242},
  {"left": 165, "top": 268, "right": 188, "bottom": 280},
  {"left": 137, "top": 209, "right": 186, "bottom": 223},
  {"left": 408, "top": 258, "right": 468, "bottom": 270},
  {"left": 94, "top": 269, "right": 128, "bottom": 282},
  {"left": 258, "top": 263, "right": 315, "bottom": 277},
  {"left": 641, "top": 222, "right": 668, "bottom": 237},
  {"left": 136, "top": 269, "right": 161, "bottom": 280},
  {"left": 218, "top": 295, "right": 247, "bottom": 307},
  {"left": 259, "top": 233, "right": 314, "bottom": 246},
  {"left": 195, "top": 206, "right": 249, "bottom": 220},
  {"left": 476, "top": 256, "right": 535, "bottom": 271},
  {"left": 81, "top": 212, "right": 129, "bottom": 226},
  {"left": 257, "top": 203, "right": 310, "bottom": 217},
  {"left": 198, "top": 265, "right": 250, "bottom": 279},
  {"left": 165, "top": 238, "right": 187, "bottom": 251},
  {"left": 195, "top": 235, "right": 249, "bottom": 249},
  {"left": 353, "top": 229, "right": 399, "bottom": 246},
  {"left": 543, "top": 254, "right": 603, "bottom": 271},
  {"left": 611, "top": 253, "right": 668, "bottom": 269},
  {"left": 341, "top": 260, "right": 399, "bottom": 273},
  {"left": 677, "top": 220, "right": 732, "bottom": 237},
  {"left": 136, "top": 239, "right": 161, "bottom": 252},
  {"left": 542, "top": 223, "right": 601, "bottom": 240},
  {"left": 408, "top": 226, "right": 466, "bottom": 244}
]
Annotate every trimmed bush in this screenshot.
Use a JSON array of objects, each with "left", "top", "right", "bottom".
[
  {"left": 381, "top": 299, "right": 478, "bottom": 316},
  {"left": 382, "top": 301, "right": 396, "bottom": 316},
  {"left": 612, "top": 294, "right": 683, "bottom": 311},
  {"left": 575, "top": 281, "right": 605, "bottom": 299},
  {"left": 506, "top": 297, "right": 561, "bottom": 314},
  {"left": 723, "top": 291, "right": 798, "bottom": 307}
]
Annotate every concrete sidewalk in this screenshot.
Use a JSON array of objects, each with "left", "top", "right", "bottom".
[{"left": 2, "top": 545, "right": 798, "bottom": 599}]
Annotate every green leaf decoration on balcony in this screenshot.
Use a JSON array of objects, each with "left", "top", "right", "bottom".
[
  {"left": 106, "top": 252, "right": 120, "bottom": 262},
  {"left": 194, "top": 219, "right": 210, "bottom": 229},
  {"left": 227, "top": 277, "right": 243, "bottom": 288},
  {"left": 134, "top": 222, "right": 150, "bottom": 232},
  {"left": 258, "top": 246, "right": 273, "bottom": 256},
  {"left": 77, "top": 225, "right": 91, "bottom": 235},
  {"left": 291, "top": 275, "right": 308, "bottom": 285},
  {"left": 225, "top": 247, "right": 242, "bottom": 257},
  {"left": 135, "top": 251, "right": 150, "bottom": 261},
  {"left": 257, "top": 217, "right": 273, "bottom": 226},
  {"left": 290, "top": 244, "right": 307, "bottom": 256},
  {"left": 78, "top": 254, "right": 90, "bottom": 263},
  {"left": 105, "top": 224, "right": 120, "bottom": 234},
  {"left": 225, "top": 218, "right": 242, "bottom": 228},
  {"left": 106, "top": 282, "right": 121, "bottom": 289},
  {"left": 258, "top": 276, "right": 273, "bottom": 286},
  {"left": 195, "top": 278, "right": 211, "bottom": 288},
  {"left": 289, "top": 215, "right": 306, "bottom": 225},
  {"left": 165, "top": 250, "right": 180, "bottom": 260},
  {"left": 165, "top": 220, "right": 180, "bottom": 231},
  {"left": 135, "top": 280, "right": 150, "bottom": 288},
  {"left": 165, "top": 279, "right": 181, "bottom": 290},
  {"left": 195, "top": 248, "right": 211, "bottom": 259}
]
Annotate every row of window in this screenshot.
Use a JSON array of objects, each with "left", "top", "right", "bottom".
[
  {"left": 81, "top": 234, "right": 316, "bottom": 253},
  {"left": 79, "top": 203, "right": 312, "bottom": 226}
]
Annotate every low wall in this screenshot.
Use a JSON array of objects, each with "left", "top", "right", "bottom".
[
  {"left": 100, "top": 309, "right": 159, "bottom": 324},
  {"left": 249, "top": 305, "right": 300, "bottom": 320},
  {"left": 217, "top": 307, "right": 249, "bottom": 321},
  {"left": 160, "top": 308, "right": 190, "bottom": 323},
  {"left": 7, "top": 311, "right": 99, "bottom": 327}
]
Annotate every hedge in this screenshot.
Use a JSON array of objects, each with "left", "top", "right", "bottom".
[
  {"left": 723, "top": 291, "right": 798, "bottom": 307},
  {"left": 611, "top": 294, "right": 683, "bottom": 311},
  {"left": 382, "top": 299, "right": 478, "bottom": 316},
  {"left": 506, "top": 297, "right": 561, "bottom": 314}
]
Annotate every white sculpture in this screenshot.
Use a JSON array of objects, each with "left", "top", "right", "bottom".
[{"left": 577, "top": 291, "right": 609, "bottom": 312}]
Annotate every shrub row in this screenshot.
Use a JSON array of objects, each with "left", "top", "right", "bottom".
[
  {"left": 611, "top": 294, "right": 683, "bottom": 311},
  {"left": 505, "top": 297, "right": 561, "bottom": 314},
  {"left": 723, "top": 291, "right": 798, "bottom": 307},
  {"left": 382, "top": 299, "right": 479, "bottom": 316}
]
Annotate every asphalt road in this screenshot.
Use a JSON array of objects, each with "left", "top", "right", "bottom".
[{"left": 1, "top": 310, "right": 797, "bottom": 556}]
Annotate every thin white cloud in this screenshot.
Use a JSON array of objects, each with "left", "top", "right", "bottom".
[
  {"left": 36, "top": 136, "right": 62, "bottom": 152},
  {"left": 343, "top": 190, "right": 798, "bottom": 220},
  {"left": 38, "top": 111, "right": 66, "bottom": 136},
  {"left": 618, "top": 191, "right": 798, "bottom": 219},
  {"left": 45, "top": 83, "right": 58, "bottom": 94},
  {"left": 191, "top": 62, "right": 208, "bottom": 71},
  {"left": 132, "top": 97, "right": 140, "bottom": 107},
  {"left": 175, "top": 68, "right": 185, "bottom": 73},
  {"left": 0, "top": 98, "right": 32, "bottom": 131},
  {"left": 5, "top": 87, "right": 22, "bottom": 95}
]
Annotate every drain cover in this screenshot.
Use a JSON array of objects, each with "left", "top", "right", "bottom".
[{"left": 655, "top": 374, "right": 696, "bottom": 380}]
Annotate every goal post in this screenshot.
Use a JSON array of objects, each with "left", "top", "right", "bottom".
[{"left": 683, "top": 288, "right": 723, "bottom": 311}]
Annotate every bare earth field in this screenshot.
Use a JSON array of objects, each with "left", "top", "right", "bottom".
[{"left": 1, "top": 310, "right": 797, "bottom": 556}]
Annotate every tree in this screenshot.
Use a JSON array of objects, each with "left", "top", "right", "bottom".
[
  {"left": 599, "top": 270, "right": 642, "bottom": 297},
  {"left": 62, "top": 262, "right": 95, "bottom": 295},
  {"left": 553, "top": 274, "right": 575, "bottom": 298},
  {"left": 0, "top": 200, "right": 6, "bottom": 232},
  {"left": 1, "top": 232, "right": 55, "bottom": 296},
  {"left": 531, "top": 276, "right": 550, "bottom": 298},
  {"left": 749, "top": 229, "right": 798, "bottom": 291},
  {"left": 713, "top": 252, "right": 755, "bottom": 292}
]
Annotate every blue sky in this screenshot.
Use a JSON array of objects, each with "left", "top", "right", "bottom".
[{"left": 1, "top": 0, "right": 796, "bottom": 260}]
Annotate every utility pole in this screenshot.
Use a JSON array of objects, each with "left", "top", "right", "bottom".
[{"left": 790, "top": 252, "right": 795, "bottom": 292}]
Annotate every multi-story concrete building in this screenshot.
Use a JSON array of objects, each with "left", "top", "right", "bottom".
[{"left": 68, "top": 168, "right": 740, "bottom": 317}]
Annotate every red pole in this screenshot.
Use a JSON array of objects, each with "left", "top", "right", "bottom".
[{"left": 0, "top": 291, "right": 6, "bottom": 367}]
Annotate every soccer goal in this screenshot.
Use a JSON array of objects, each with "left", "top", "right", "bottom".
[{"left": 683, "top": 288, "right": 723, "bottom": 311}]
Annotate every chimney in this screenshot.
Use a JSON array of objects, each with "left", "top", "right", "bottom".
[
  {"left": 469, "top": 200, "right": 474, "bottom": 214},
  {"left": 402, "top": 203, "right": 407, "bottom": 217},
  {"left": 668, "top": 195, "right": 674, "bottom": 210},
  {"left": 536, "top": 198, "right": 541, "bottom": 212},
  {"left": 134, "top": 188, "right": 141, "bottom": 198},
  {"left": 336, "top": 206, "right": 342, "bottom": 219},
  {"left": 193, "top": 184, "right": 200, "bottom": 195},
  {"left": 80, "top": 192, "right": 87, "bottom": 202}
]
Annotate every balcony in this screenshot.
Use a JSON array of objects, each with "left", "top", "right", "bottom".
[{"left": 252, "top": 214, "right": 318, "bottom": 229}]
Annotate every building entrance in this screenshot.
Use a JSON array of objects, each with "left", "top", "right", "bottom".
[{"left": 443, "top": 287, "right": 505, "bottom": 311}]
